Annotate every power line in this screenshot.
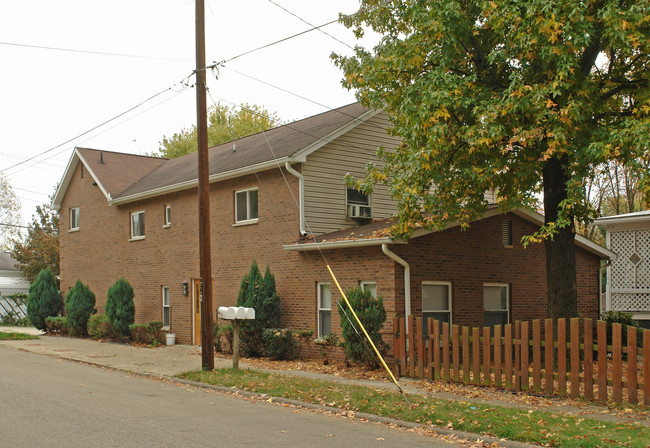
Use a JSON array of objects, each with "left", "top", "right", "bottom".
[
  {"left": 1, "top": 87, "right": 177, "bottom": 174},
  {"left": 266, "top": 0, "right": 354, "bottom": 50},
  {"left": 0, "top": 41, "right": 191, "bottom": 62},
  {"left": 218, "top": 18, "right": 339, "bottom": 65}
]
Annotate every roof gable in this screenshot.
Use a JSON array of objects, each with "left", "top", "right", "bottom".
[{"left": 52, "top": 147, "right": 166, "bottom": 210}]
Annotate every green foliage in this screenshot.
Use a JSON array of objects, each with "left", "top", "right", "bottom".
[
  {"left": 10, "top": 202, "right": 59, "bottom": 283},
  {"left": 45, "top": 316, "right": 68, "bottom": 335},
  {"left": 26, "top": 267, "right": 61, "bottom": 331},
  {"left": 128, "top": 322, "right": 164, "bottom": 345},
  {"left": 214, "top": 323, "right": 234, "bottom": 354},
  {"left": 295, "top": 328, "right": 315, "bottom": 359},
  {"left": 334, "top": 0, "right": 650, "bottom": 319},
  {"left": 314, "top": 332, "right": 341, "bottom": 365},
  {"left": 236, "top": 261, "right": 282, "bottom": 357},
  {"left": 155, "top": 103, "right": 281, "bottom": 159},
  {"left": 105, "top": 278, "right": 136, "bottom": 336},
  {"left": 87, "top": 313, "right": 115, "bottom": 339},
  {"left": 262, "top": 328, "right": 296, "bottom": 360},
  {"left": 64, "top": 279, "right": 96, "bottom": 336},
  {"left": 338, "top": 287, "right": 388, "bottom": 368},
  {"left": 600, "top": 311, "right": 642, "bottom": 348}
]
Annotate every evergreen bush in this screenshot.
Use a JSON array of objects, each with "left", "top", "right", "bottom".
[
  {"left": 262, "top": 328, "right": 296, "bottom": 360},
  {"left": 338, "top": 287, "right": 388, "bottom": 368},
  {"left": 26, "top": 267, "right": 61, "bottom": 331},
  {"left": 45, "top": 316, "right": 68, "bottom": 335},
  {"left": 88, "top": 313, "right": 114, "bottom": 339},
  {"left": 600, "top": 311, "right": 642, "bottom": 348},
  {"left": 214, "top": 323, "right": 233, "bottom": 354},
  {"left": 236, "top": 261, "right": 282, "bottom": 357},
  {"left": 105, "top": 277, "right": 135, "bottom": 336},
  {"left": 65, "top": 279, "right": 96, "bottom": 336}
]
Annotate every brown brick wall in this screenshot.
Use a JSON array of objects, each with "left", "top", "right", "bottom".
[{"left": 60, "top": 161, "right": 602, "bottom": 349}]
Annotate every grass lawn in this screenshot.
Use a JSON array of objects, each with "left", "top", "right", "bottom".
[
  {"left": 179, "top": 368, "right": 648, "bottom": 447},
  {"left": 0, "top": 331, "right": 39, "bottom": 341}
]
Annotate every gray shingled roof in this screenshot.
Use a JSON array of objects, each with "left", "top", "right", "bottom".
[{"left": 115, "top": 102, "right": 370, "bottom": 200}]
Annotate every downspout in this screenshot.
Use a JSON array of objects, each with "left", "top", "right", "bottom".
[
  {"left": 285, "top": 162, "right": 307, "bottom": 236},
  {"left": 382, "top": 244, "right": 411, "bottom": 329}
]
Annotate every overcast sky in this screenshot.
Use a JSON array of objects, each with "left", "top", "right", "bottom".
[{"left": 0, "top": 0, "right": 372, "bottom": 226}]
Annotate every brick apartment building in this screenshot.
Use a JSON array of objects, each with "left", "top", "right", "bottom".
[{"left": 53, "top": 103, "right": 612, "bottom": 348}]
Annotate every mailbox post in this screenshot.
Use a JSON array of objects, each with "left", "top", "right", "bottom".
[{"left": 218, "top": 306, "right": 255, "bottom": 369}]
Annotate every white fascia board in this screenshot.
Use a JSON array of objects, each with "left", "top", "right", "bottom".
[
  {"left": 593, "top": 210, "right": 650, "bottom": 226},
  {"left": 290, "top": 109, "right": 382, "bottom": 162},
  {"left": 109, "top": 156, "right": 290, "bottom": 206},
  {"left": 283, "top": 237, "right": 405, "bottom": 252},
  {"left": 51, "top": 148, "right": 111, "bottom": 210}
]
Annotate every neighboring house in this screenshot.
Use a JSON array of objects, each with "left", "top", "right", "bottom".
[
  {"left": 594, "top": 210, "right": 650, "bottom": 329},
  {"left": 0, "top": 252, "right": 30, "bottom": 296},
  {"left": 53, "top": 103, "right": 613, "bottom": 348}
]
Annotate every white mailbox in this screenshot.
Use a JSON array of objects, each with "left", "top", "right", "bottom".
[{"left": 218, "top": 306, "right": 255, "bottom": 320}]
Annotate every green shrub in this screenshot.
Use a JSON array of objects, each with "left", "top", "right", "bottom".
[
  {"left": 105, "top": 278, "right": 135, "bottom": 336},
  {"left": 314, "top": 332, "right": 341, "bottom": 365},
  {"left": 128, "top": 321, "right": 164, "bottom": 345},
  {"left": 65, "top": 279, "right": 96, "bottom": 336},
  {"left": 338, "top": 287, "right": 388, "bottom": 368},
  {"left": 262, "top": 328, "right": 296, "bottom": 360},
  {"left": 45, "top": 316, "right": 68, "bottom": 335},
  {"left": 27, "top": 268, "right": 61, "bottom": 331},
  {"left": 236, "top": 262, "right": 282, "bottom": 357},
  {"left": 88, "top": 313, "right": 115, "bottom": 339},
  {"left": 129, "top": 324, "right": 149, "bottom": 344},
  {"left": 601, "top": 311, "right": 642, "bottom": 348},
  {"left": 214, "top": 324, "right": 233, "bottom": 354}
]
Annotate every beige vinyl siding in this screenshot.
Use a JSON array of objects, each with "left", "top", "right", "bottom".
[{"left": 303, "top": 112, "right": 401, "bottom": 235}]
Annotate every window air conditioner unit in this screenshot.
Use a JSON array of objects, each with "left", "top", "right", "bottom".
[{"left": 348, "top": 204, "right": 372, "bottom": 219}]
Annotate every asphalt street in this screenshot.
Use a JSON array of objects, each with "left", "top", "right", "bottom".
[{"left": 0, "top": 346, "right": 460, "bottom": 447}]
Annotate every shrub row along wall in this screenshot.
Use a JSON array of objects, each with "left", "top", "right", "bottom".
[{"left": 394, "top": 316, "right": 650, "bottom": 406}]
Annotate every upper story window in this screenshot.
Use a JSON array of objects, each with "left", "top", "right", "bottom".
[
  {"left": 70, "top": 207, "right": 80, "bottom": 231},
  {"left": 164, "top": 205, "right": 172, "bottom": 227},
  {"left": 130, "top": 210, "right": 145, "bottom": 240},
  {"left": 235, "top": 188, "right": 258, "bottom": 224},
  {"left": 346, "top": 188, "right": 372, "bottom": 219}
]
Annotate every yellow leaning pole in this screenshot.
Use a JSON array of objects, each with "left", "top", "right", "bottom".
[{"left": 326, "top": 265, "right": 409, "bottom": 401}]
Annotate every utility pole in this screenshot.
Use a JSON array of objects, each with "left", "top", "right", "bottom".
[{"left": 195, "top": 0, "right": 214, "bottom": 370}]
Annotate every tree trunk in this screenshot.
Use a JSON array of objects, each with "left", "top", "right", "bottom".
[{"left": 543, "top": 155, "right": 578, "bottom": 319}]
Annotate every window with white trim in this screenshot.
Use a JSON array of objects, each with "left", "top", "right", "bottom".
[
  {"left": 130, "top": 210, "right": 145, "bottom": 239},
  {"left": 361, "top": 281, "right": 377, "bottom": 298},
  {"left": 164, "top": 205, "right": 171, "bottom": 227},
  {"left": 318, "top": 283, "right": 332, "bottom": 338},
  {"left": 162, "top": 286, "right": 170, "bottom": 329},
  {"left": 422, "top": 282, "right": 452, "bottom": 330},
  {"left": 235, "top": 188, "right": 258, "bottom": 224},
  {"left": 483, "top": 284, "right": 509, "bottom": 327},
  {"left": 70, "top": 207, "right": 80, "bottom": 230}
]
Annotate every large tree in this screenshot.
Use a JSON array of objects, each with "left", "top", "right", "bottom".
[
  {"left": 155, "top": 103, "right": 281, "bottom": 158},
  {"left": 334, "top": 0, "right": 649, "bottom": 319},
  {"left": 0, "top": 173, "right": 22, "bottom": 250},
  {"left": 11, "top": 203, "right": 59, "bottom": 284}
]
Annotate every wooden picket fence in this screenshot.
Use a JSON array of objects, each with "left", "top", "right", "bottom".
[{"left": 393, "top": 316, "right": 650, "bottom": 406}]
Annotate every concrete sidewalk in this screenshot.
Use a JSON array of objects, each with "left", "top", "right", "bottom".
[{"left": 1, "top": 326, "right": 648, "bottom": 431}]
